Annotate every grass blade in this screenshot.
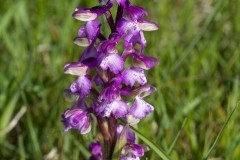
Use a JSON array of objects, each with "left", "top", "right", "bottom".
[
  {"left": 203, "top": 102, "right": 239, "bottom": 159},
  {"left": 26, "top": 113, "right": 42, "bottom": 159},
  {"left": 167, "top": 117, "right": 188, "bottom": 154}
]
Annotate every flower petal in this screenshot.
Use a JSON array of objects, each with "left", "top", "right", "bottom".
[
  {"left": 124, "top": 30, "right": 146, "bottom": 50},
  {"left": 110, "top": 100, "right": 128, "bottom": 118},
  {"left": 78, "top": 21, "right": 101, "bottom": 40},
  {"left": 73, "top": 4, "right": 112, "bottom": 21},
  {"left": 130, "top": 53, "right": 159, "bottom": 70},
  {"left": 100, "top": 53, "right": 124, "bottom": 74},
  {"left": 117, "top": 125, "right": 135, "bottom": 143},
  {"left": 74, "top": 37, "right": 90, "bottom": 47},
  {"left": 89, "top": 141, "right": 102, "bottom": 157},
  {"left": 83, "top": 20, "right": 101, "bottom": 40},
  {"left": 121, "top": 67, "right": 147, "bottom": 87},
  {"left": 124, "top": 5, "right": 147, "bottom": 20},
  {"left": 109, "top": 0, "right": 130, "bottom": 7},
  {"left": 126, "top": 114, "right": 140, "bottom": 125},
  {"left": 131, "top": 84, "right": 156, "bottom": 98},
  {"left": 99, "top": 86, "right": 120, "bottom": 101},
  {"left": 79, "top": 45, "right": 98, "bottom": 67},
  {"left": 130, "top": 97, "right": 154, "bottom": 119},
  {"left": 70, "top": 75, "right": 91, "bottom": 99},
  {"left": 121, "top": 144, "right": 145, "bottom": 158},
  {"left": 137, "top": 20, "right": 159, "bottom": 31},
  {"left": 95, "top": 100, "right": 128, "bottom": 118},
  {"left": 61, "top": 108, "right": 91, "bottom": 134},
  {"left": 74, "top": 21, "right": 101, "bottom": 47},
  {"left": 93, "top": 101, "right": 111, "bottom": 117},
  {"left": 116, "top": 18, "right": 136, "bottom": 35},
  {"left": 98, "top": 41, "right": 118, "bottom": 55},
  {"left": 64, "top": 62, "right": 88, "bottom": 76}
]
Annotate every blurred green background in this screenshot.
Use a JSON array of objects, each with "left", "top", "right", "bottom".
[{"left": 0, "top": 0, "right": 240, "bottom": 159}]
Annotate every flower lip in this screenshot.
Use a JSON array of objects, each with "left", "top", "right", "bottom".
[
  {"left": 99, "top": 86, "right": 120, "bottom": 101},
  {"left": 121, "top": 67, "right": 147, "bottom": 87},
  {"left": 70, "top": 75, "right": 92, "bottom": 99},
  {"left": 95, "top": 100, "right": 128, "bottom": 118},
  {"left": 129, "top": 97, "right": 154, "bottom": 119},
  {"left": 99, "top": 53, "right": 124, "bottom": 74}
]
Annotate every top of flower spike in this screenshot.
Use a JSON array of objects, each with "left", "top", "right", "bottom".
[{"left": 63, "top": 0, "right": 159, "bottom": 135}]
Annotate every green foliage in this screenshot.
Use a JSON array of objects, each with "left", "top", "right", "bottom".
[{"left": 0, "top": 0, "right": 240, "bottom": 159}]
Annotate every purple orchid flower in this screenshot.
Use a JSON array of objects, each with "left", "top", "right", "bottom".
[
  {"left": 117, "top": 125, "right": 149, "bottom": 160},
  {"left": 74, "top": 20, "right": 101, "bottom": 47},
  {"left": 61, "top": 107, "right": 91, "bottom": 134},
  {"left": 62, "top": 0, "right": 159, "bottom": 159},
  {"left": 89, "top": 141, "right": 103, "bottom": 160}
]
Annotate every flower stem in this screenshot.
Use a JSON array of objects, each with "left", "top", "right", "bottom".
[
  {"left": 97, "top": 117, "right": 112, "bottom": 159},
  {"left": 115, "top": 5, "right": 123, "bottom": 27},
  {"left": 109, "top": 115, "right": 117, "bottom": 157},
  {"left": 105, "top": 11, "right": 116, "bottom": 32}
]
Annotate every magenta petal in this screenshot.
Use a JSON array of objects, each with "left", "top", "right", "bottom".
[
  {"left": 93, "top": 101, "right": 110, "bottom": 117},
  {"left": 79, "top": 45, "right": 98, "bottom": 67},
  {"left": 130, "top": 97, "right": 154, "bottom": 119},
  {"left": 121, "top": 143, "right": 145, "bottom": 158},
  {"left": 78, "top": 21, "right": 101, "bottom": 41},
  {"left": 75, "top": 21, "right": 101, "bottom": 47},
  {"left": 96, "top": 100, "right": 128, "bottom": 118},
  {"left": 110, "top": 100, "right": 128, "bottom": 118},
  {"left": 98, "top": 42, "right": 117, "bottom": 54},
  {"left": 116, "top": 18, "right": 136, "bottom": 35},
  {"left": 64, "top": 62, "right": 88, "bottom": 76},
  {"left": 61, "top": 108, "right": 91, "bottom": 134},
  {"left": 100, "top": 53, "right": 124, "bottom": 74},
  {"left": 130, "top": 53, "right": 159, "bottom": 70},
  {"left": 116, "top": 0, "right": 130, "bottom": 7},
  {"left": 124, "top": 30, "right": 146, "bottom": 50},
  {"left": 89, "top": 141, "right": 103, "bottom": 159},
  {"left": 122, "top": 67, "right": 147, "bottom": 87},
  {"left": 70, "top": 75, "right": 91, "bottom": 99},
  {"left": 99, "top": 86, "right": 120, "bottom": 101},
  {"left": 124, "top": 5, "right": 148, "bottom": 20}
]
